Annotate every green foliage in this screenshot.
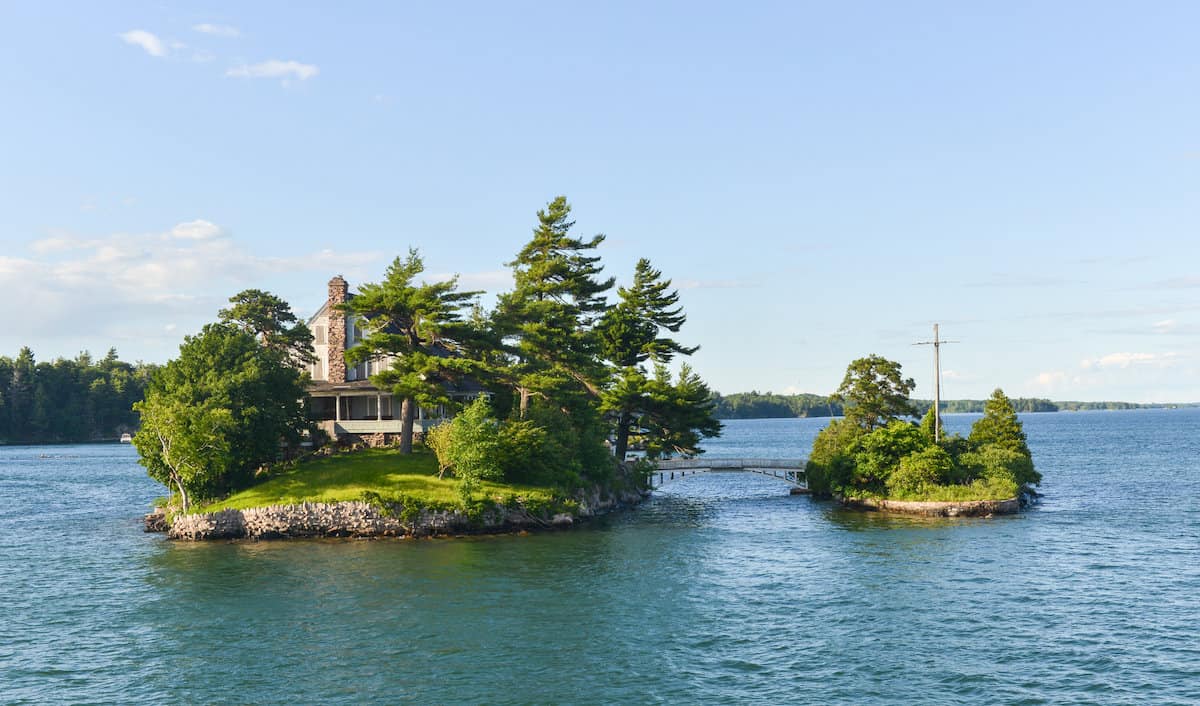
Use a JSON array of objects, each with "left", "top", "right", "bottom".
[
  {"left": 713, "top": 391, "right": 843, "bottom": 419},
  {"left": 961, "top": 443, "right": 1041, "bottom": 488},
  {"left": 429, "top": 397, "right": 506, "bottom": 488},
  {"left": 134, "top": 322, "right": 308, "bottom": 511},
  {"left": 831, "top": 355, "right": 917, "bottom": 431},
  {"left": 805, "top": 418, "right": 863, "bottom": 497},
  {"left": 969, "top": 388, "right": 1033, "bottom": 458},
  {"left": 806, "top": 359, "right": 1040, "bottom": 503},
  {"left": 0, "top": 347, "right": 153, "bottom": 444},
  {"left": 887, "top": 445, "right": 955, "bottom": 496},
  {"left": 599, "top": 258, "right": 716, "bottom": 460},
  {"left": 342, "top": 248, "right": 482, "bottom": 453},
  {"left": 495, "top": 196, "right": 614, "bottom": 415},
  {"left": 850, "top": 421, "right": 927, "bottom": 493},
  {"left": 636, "top": 364, "right": 723, "bottom": 460},
  {"left": 219, "top": 289, "right": 316, "bottom": 365}
]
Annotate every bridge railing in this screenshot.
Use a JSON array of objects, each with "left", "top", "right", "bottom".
[
  {"left": 646, "top": 457, "right": 809, "bottom": 489},
  {"left": 655, "top": 457, "right": 806, "bottom": 470}
]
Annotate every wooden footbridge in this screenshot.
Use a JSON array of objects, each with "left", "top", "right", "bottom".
[{"left": 648, "top": 457, "right": 809, "bottom": 491}]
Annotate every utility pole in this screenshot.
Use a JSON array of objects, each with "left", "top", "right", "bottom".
[{"left": 914, "top": 324, "right": 958, "bottom": 442}]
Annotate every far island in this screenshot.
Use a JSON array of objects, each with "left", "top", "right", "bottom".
[{"left": 804, "top": 355, "right": 1041, "bottom": 517}]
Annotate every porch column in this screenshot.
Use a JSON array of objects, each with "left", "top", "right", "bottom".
[
  {"left": 335, "top": 394, "right": 342, "bottom": 422},
  {"left": 376, "top": 394, "right": 382, "bottom": 421}
]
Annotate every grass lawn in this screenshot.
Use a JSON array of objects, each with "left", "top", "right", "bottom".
[{"left": 194, "top": 447, "right": 563, "bottom": 514}]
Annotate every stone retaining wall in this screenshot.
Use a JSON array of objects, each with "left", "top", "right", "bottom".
[
  {"left": 166, "top": 488, "right": 646, "bottom": 541},
  {"left": 844, "top": 496, "right": 1020, "bottom": 517}
]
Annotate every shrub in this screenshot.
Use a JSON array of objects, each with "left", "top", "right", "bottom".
[
  {"left": 851, "top": 420, "right": 927, "bottom": 492},
  {"left": 887, "top": 446, "right": 955, "bottom": 496},
  {"left": 961, "top": 443, "right": 1041, "bottom": 488}
]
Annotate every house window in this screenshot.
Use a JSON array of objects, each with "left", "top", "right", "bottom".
[{"left": 314, "top": 326, "right": 326, "bottom": 345}]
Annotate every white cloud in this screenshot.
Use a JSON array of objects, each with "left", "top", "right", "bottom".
[
  {"left": 226, "top": 60, "right": 319, "bottom": 81},
  {"left": 0, "top": 221, "right": 386, "bottom": 356},
  {"left": 1032, "top": 371, "right": 1067, "bottom": 388},
  {"left": 1153, "top": 319, "right": 1176, "bottom": 333},
  {"left": 168, "top": 219, "right": 225, "bottom": 241},
  {"left": 1080, "top": 352, "right": 1179, "bottom": 369},
  {"left": 193, "top": 23, "right": 240, "bottom": 37},
  {"left": 119, "top": 29, "right": 168, "bottom": 57},
  {"left": 429, "top": 269, "right": 512, "bottom": 292}
]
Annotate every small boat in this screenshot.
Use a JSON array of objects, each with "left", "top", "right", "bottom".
[{"left": 119, "top": 433, "right": 133, "bottom": 443}]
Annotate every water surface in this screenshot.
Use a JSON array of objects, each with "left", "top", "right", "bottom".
[{"left": 2, "top": 410, "right": 1198, "bottom": 704}]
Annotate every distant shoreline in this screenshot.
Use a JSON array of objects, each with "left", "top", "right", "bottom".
[{"left": 714, "top": 396, "right": 1198, "bottom": 421}]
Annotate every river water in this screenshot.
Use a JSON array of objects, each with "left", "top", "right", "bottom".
[{"left": 1, "top": 410, "right": 1198, "bottom": 704}]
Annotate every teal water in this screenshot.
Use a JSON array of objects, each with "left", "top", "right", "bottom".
[{"left": 2, "top": 410, "right": 1198, "bottom": 704}]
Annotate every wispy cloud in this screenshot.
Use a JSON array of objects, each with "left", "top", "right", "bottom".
[
  {"left": 967, "top": 273, "right": 1077, "bottom": 288},
  {"left": 193, "top": 23, "right": 240, "bottom": 38},
  {"left": 226, "top": 60, "right": 319, "bottom": 82},
  {"left": 119, "top": 29, "right": 168, "bottom": 57},
  {"left": 1141, "top": 275, "right": 1200, "bottom": 290},
  {"left": 7, "top": 222, "right": 383, "bottom": 350},
  {"left": 168, "top": 219, "right": 225, "bottom": 241},
  {"left": 1080, "top": 352, "right": 1180, "bottom": 369}
]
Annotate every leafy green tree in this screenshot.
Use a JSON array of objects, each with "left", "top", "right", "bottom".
[
  {"left": 342, "top": 249, "right": 481, "bottom": 454},
  {"left": 805, "top": 418, "right": 862, "bottom": 496},
  {"left": 133, "top": 323, "right": 308, "bottom": 511},
  {"left": 831, "top": 355, "right": 917, "bottom": 431},
  {"left": 850, "top": 420, "right": 927, "bottom": 493},
  {"left": 599, "top": 258, "right": 708, "bottom": 459},
  {"left": 219, "top": 289, "right": 316, "bottom": 365},
  {"left": 495, "top": 196, "right": 614, "bottom": 417}
]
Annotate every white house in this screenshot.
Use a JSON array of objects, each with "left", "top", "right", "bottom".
[{"left": 306, "top": 275, "right": 478, "bottom": 444}]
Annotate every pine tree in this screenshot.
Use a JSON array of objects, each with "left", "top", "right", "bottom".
[
  {"left": 342, "top": 249, "right": 481, "bottom": 453},
  {"left": 969, "top": 388, "right": 1032, "bottom": 456},
  {"left": 495, "top": 196, "right": 614, "bottom": 416},
  {"left": 599, "top": 258, "right": 710, "bottom": 459}
]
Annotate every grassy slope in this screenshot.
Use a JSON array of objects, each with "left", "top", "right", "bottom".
[{"left": 195, "top": 448, "right": 561, "bottom": 514}]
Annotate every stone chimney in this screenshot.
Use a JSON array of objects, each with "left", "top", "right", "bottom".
[{"left": 326, "top": 275, "right": 348, "bottom": 383}]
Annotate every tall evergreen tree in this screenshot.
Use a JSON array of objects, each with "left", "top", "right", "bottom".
[
  {"left": 341, "top": 249, "right": 481, "bottom": 453},
  {"left": 969, "top": 388, "right": 1032, "bottom": 456},
  {"left": 599, "top": 258, "right": 712, "bottom": 459},
  {"left": 495, "top": 196, "right": 614, "bottom": 416}
]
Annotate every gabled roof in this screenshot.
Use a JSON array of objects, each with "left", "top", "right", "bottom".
[{"left": 306, "top": 292, "right": 356, "bottom": 326}]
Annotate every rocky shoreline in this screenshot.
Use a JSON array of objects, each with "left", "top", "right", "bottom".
[
  {"left": 841, "top": 495, "right": 1020, "bottom": 518},
  {"left": 147, "top": 486, "right": 646, "bottom": 541}
]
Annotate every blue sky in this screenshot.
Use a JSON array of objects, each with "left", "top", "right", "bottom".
[{"left": 2, "top": 2, "right": 1198, "bottom": 402}]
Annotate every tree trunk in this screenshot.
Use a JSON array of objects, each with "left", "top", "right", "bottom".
[
  {"left": 399, "top": 397, "right": 414, "bottom": 454},
  {"left": 518, "top": 387, "right": 530, "bottom": 419},
  {"left": 613, "top": 411, "right": 631, "bottom": 461},
  {"left": 172, "top": 473, "right": 190, "bottom": 513}
]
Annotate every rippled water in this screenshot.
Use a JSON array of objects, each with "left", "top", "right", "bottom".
[{"left": 2, "top": 410, "right": 1199, "bottom": 704}]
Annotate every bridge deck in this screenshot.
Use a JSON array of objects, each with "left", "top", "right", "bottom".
[{"left": 648, "top": 457, "right": 808, "bottom": 490}]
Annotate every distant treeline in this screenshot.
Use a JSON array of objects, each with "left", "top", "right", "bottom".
[
  {"left": 712, "top": 391, "right": 1193, "bottom": 419},
  {"left": 0, "top": 348, "right": 155, "bottom": 444}
]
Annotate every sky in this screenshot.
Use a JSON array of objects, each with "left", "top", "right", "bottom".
[{"left": 2, "top": 1, "right": 1199, "bottom": 403}]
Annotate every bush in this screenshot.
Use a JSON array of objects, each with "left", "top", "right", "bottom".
[
  {"left": 961, "top": 443, "right": 1041, "bottom": 487},
  {"left": 851, "top": 420, "right": 927, "bottom": 493},
  {"left": 887, "top": 446, "right": 954, "bottom": 496}
]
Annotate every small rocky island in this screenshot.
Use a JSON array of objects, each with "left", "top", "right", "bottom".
[{"left": 804, "top": 356, "right": 1041, "bottom": 517}]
